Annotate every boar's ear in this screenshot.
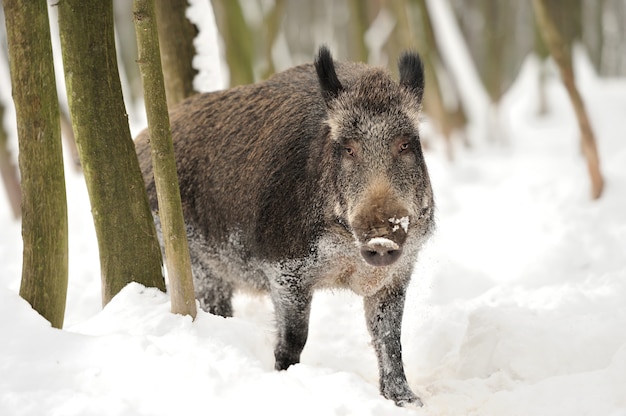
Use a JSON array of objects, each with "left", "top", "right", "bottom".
[
  {"left": 315, "top": 46, "right": 344, "bottom": 104},
  {"left": 398, "top": 51, "right": 425, "bottom": 103}
]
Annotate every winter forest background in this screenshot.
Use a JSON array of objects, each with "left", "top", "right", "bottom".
[{"left": 1, "top": 1, "right": 626, "bottom": 415}]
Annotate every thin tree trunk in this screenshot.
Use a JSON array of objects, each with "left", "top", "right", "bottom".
[
  {"left": 134, "top": 0, "right": 197, "bottom": 319},
  {"left": 409, "top": 0, "right": 468, "bottom": 159},
  {"left": 534, "top": 12, "right": 551, "bottom": 116},
  {"left": 58, "top": 0, "right": 166, "bottom": 305},
  {"left": 347, "top": 0, "right": 370, "bottom": 63},
  {"left": 0, "top": 102, "right": 21, "bottom": 218},
  {"left": 154, "top": 0, "right": 198, "bottom": 107},
  {"left": 413, "top": 0, "right": 453, "bottom": 157},
  {"left": 480, "top": 0, "right": 507, "bottom": 104},
  {"left": 261, "top": 0, "right": 286, "bottom": 80},
  {"left": 4, "top": 0, "right": 68, "bottom": 328},
  {"left": 211, "top": 0, "right": 254, "bottom": 86},
  {"left": 582, "top": 0, "right": 605, "bottom": 74},
  {"left": 533, "top": 0, "right": 604, "bottom": 199}
]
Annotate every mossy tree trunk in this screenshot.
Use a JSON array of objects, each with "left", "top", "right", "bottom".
[
  {"left": 533, "top": 0, "right": 604, "bottom": 200},
  {"left": 133, "top": 0, "right": 197, "bottom": 319},
  {"left": 154, "top": 0, "right": 198, "bottom": 107},
  {"left": 58, "top": 0, "right": 166, "bottom": 305},
  {"left": 4, "top": 0, "right": 68, "bottom": 328}
]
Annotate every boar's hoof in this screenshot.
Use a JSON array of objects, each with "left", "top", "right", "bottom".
[
  {"left": 383, "top": 384, "right": 423, "bottom": 408},
  {"left": 396, "top": 395, "right": 423, "bottom": 408},
  {"left": 360, "top": 237, "right": 402, "bottom": 267}
]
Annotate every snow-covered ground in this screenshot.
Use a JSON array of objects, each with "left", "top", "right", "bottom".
[{"left": 1, "top": 26, "right": 626, "bottom": 416}]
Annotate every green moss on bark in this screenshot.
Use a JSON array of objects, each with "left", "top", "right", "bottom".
[
  {"left": 58, "top": 0, "right": 165, "bottom": 305},
  {"left": 4, "top": 0, "right": 68, "bottom": 328}
]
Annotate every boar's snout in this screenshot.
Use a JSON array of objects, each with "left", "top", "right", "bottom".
[
  {"left": 360, "top": 237, "right": 402, "bottom": 267},
  {"left": 350, "top": 179, "right": 411, "bottom": 267}
]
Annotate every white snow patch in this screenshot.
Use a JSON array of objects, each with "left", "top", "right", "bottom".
[{"left": 389, "top": 216, "right": 410, "bottom": 233}]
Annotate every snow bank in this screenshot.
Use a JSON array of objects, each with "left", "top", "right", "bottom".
[{"left": 0, "top": 284, "right": 410, "bottom": 416}]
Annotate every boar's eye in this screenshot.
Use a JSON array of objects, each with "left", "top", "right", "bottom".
[
  {"left": 399, "top": 142, "right": 410, "bottom": 153},
  {"left": 339, "top": 140, "right": 358, "bottom": 159}
]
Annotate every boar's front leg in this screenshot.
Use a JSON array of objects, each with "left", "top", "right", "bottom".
[
  {"left": 270, "top": 272, "right": 313, "bottom": 370},
  {"left": 364, "top": 281, "right": 422, "bottom": 407}
]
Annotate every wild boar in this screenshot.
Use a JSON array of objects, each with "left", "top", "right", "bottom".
[{"left": 135, "top": 46, "right": 435, "bottom": 406}]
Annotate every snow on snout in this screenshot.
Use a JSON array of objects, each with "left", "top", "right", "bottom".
[
  {"left": 389, "top": 216, "right": 409, "bottom": 233},
  {"left": 366, "top": 237, "right": 400, "bottom": 251}
]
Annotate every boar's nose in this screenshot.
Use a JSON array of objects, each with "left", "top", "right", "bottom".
[{"left": 360, "top": 237, "right": 402, "bottom": 267}]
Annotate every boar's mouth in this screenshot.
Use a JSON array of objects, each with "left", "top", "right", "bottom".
[{"left": 359, "top": 237, "right": 402, "bottom": 267}]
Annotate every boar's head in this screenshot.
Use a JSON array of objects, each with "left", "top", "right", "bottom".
[{"left": 315, "top": 46, "right": 434, "bottom": 267}]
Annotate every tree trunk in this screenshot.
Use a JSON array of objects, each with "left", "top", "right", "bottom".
[
  {"left": 533, "top": 0, "right": 604, "bottom": 200},
  {"left": 4, "top": 0, "right": 68, "bottom": 328},
  {"left": 154, "top": 0, "right": 198, "bottom": 107},
  {"left": 534, "top": 9, "right": 551, "bottom": 116},
  {"left": 261, "top": 0, "right": 286, "bottom": 80},
  {"left": 582, "top": 0, "right": 605, "bottom": 74},
  {"left": 408, "top": 0, "right": 468, "bottom": 159},
  {"left": 134, "top": 0, "right": 197, "bottom": 319},
  {"left": 347, "top": 0, "right": 370, "bottom": 63},
  {"left": 211, "top": 0, "right": 255, "bottom": 86},
  {"left": 58, "top": 0, "right": 166, "bottom": 305},
  {"left": 0, "top": 102, "right": 21, "bottom": 218},
  {"left": 480, "top": 0, "right": 507, "bottom": 104}
]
